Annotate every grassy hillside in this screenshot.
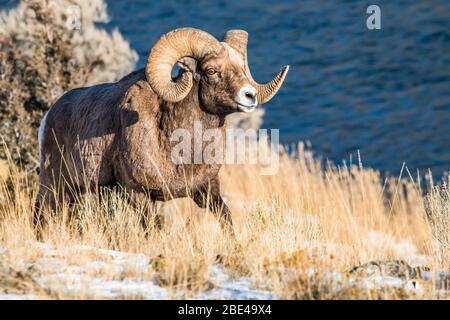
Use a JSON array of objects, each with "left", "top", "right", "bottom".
[{"left": 0, "top": 145, "right": 448, "bottom": 299}]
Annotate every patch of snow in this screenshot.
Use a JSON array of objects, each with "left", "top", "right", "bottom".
[
  {"left": 0, "top": 294, "right": 38, "bottom": 300},
  {"left": 349, "top": 276, "right": 419, "bottom": 292},
  {"left": 42, "top": 275, "right": 167, "bottom": 299},
  {"left": 1, "top": 243, "right": 275, "bottom": 300},
  {"left": 199, "top": 265, "right": 274, "bottom": 300}
]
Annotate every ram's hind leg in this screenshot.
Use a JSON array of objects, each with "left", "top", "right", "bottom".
[
  {"left": 34, "top": 173, "right": 79, "bottom": 240},
  {"left": 34, "top": 187, "right": 56, "bottom": 239}
]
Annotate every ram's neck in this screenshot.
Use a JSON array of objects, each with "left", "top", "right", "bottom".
[{"left": 159, "top": 82, "right": 226, "bottom": 137}]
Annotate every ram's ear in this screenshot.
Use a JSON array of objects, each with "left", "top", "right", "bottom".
[{"left": 177, "top": 57, "right": 199, "bottom": 80}]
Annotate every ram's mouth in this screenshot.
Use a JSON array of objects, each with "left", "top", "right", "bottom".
[{"left": 236, "top": 102, "right": 257, "bottom": 113}]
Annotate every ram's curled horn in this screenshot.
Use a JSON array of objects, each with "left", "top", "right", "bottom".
[
  {"left": 224, "top": 29, "right": 290, "bottom": 104},
  {"left": 146, "top": 28, "right": 219, "bottom": 102}
]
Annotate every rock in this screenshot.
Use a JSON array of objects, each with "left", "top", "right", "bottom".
[{"left": 348, "top": 260, "right": 430, "bottom": 279}]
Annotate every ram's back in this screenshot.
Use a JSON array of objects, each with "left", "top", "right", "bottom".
[{"left": 39, "top": 69, "right": 147, "bottom": 187}]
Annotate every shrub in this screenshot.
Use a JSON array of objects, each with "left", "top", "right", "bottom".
[{"left": 0, "top": 0, "right": 137, "bottom": 170}]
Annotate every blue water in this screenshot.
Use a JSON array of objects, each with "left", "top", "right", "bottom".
[{"left": 2, "top": 0, "right": 450, "bottom": 178}]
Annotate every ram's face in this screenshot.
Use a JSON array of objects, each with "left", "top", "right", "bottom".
[{"left": 197, "top": 43, "right": 257, "bottom": 115}]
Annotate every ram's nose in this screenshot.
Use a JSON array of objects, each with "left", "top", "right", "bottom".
[
  {"left": 243, "top": 88, "right": 256, "bottom": 104},
  {"left": 236, "top": 85, "right": 258, "bottom": 111},
  {"left": 241, "top": 85, "right": 257, "bottom": 105}
]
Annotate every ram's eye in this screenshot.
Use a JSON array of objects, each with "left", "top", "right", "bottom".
[{"left": 206, "top": 68, "right": 216, "bottom": 75}]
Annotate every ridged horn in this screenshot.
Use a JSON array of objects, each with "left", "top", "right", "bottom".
[
  {"left": 146, "top": 28, "right": 219, "bottom": 102},
  {"left": 224, "top": 29, "right": 289, "bottom": 104}
]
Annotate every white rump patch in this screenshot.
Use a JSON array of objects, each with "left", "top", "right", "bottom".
[{"left": 38, "top": 111, "right": 48, "bottom": 158}]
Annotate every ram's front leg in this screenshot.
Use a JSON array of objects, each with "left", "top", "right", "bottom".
[
  {"left": 128, "top": 191, "right": 161, "bottom": 232},
  {"left": 193, "top": 177, "right": 234, "bottom": 236}
]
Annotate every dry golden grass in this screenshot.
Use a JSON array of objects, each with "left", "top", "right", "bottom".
[{"left": 0, "top": 143, "right": 448, "bottom": 299}]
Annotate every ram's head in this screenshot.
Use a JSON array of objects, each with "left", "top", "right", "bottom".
[{"left": 146, "top": 28, "right": 289, "bottom": 115}]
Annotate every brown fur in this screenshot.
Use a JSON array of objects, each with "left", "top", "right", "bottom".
[{"left": 35, "top": 43, "right": 257, "bottom": 235}]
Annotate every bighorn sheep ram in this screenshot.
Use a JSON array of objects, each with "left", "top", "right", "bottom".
[{"left": 35, "top": 28, "right": 289, "bottom": 233}]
